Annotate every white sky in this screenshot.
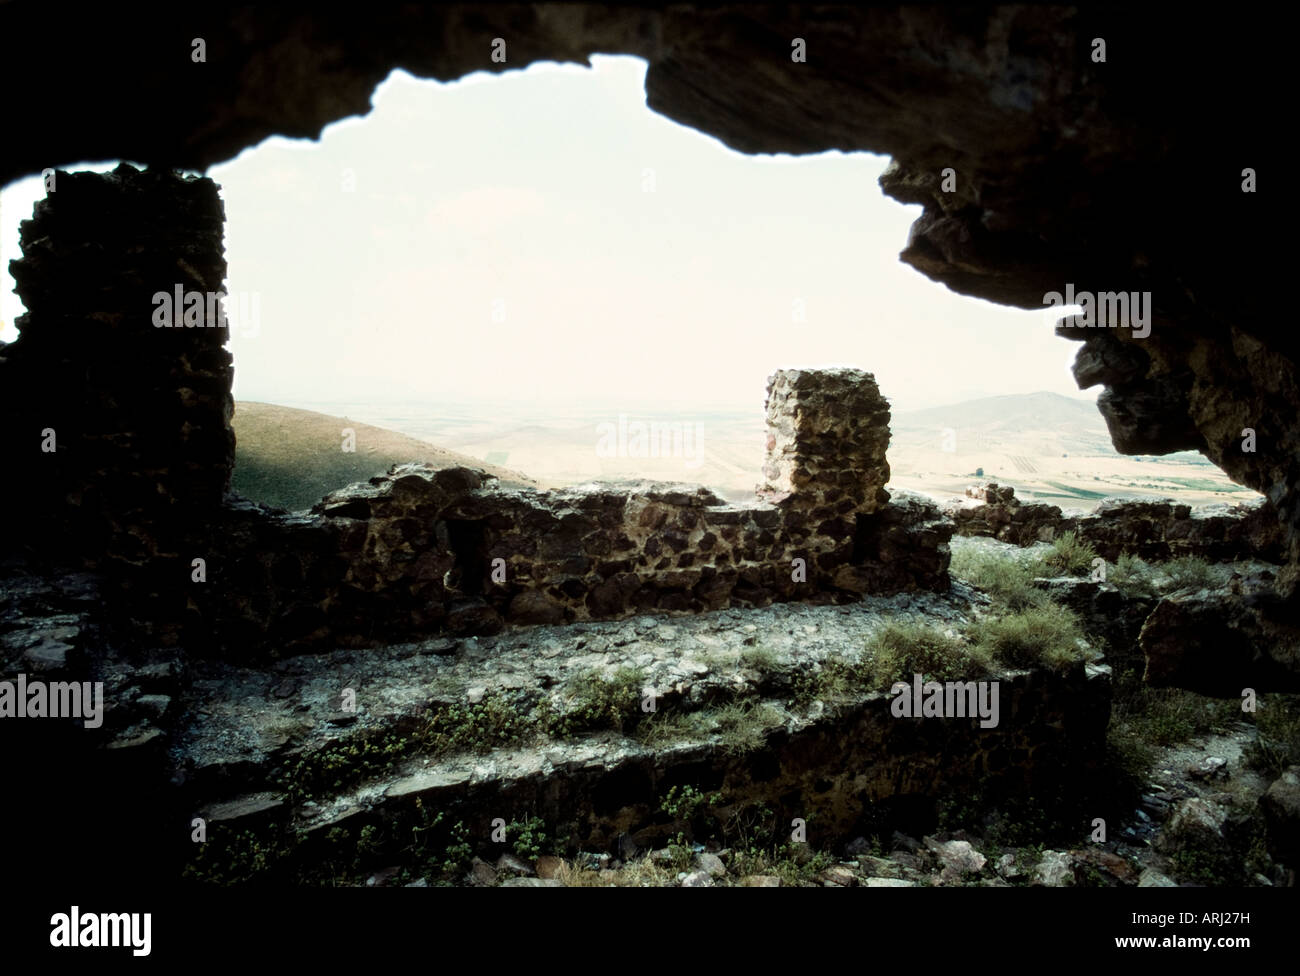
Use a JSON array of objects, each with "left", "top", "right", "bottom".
[{"left": 0, "top": 55, "right": 1090, "bottom": 412}]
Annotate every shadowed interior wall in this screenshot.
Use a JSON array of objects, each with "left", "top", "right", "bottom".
[{"left": 1, "top": 165, "right": 233, "bottom": 640}]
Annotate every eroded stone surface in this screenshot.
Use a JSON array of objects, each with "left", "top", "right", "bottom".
[
  {"left": 169, "top": 586, "right": 1110, "bottom": 880},
  {"left": 1139, "top": 588, "right": 1300, "bottom": 695}
]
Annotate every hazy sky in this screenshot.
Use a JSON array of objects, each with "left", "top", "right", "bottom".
[{"left": 1, "top": 55, "right": 1091, "bottom": 413}]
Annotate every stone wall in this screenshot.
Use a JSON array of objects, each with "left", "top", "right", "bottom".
[
  {"left": 0, "top": 165, "right": 234, "bottom": 642},
  {"left": 0, "top": 164, "right": 951, "bottom": 656},
  {"left": 192, "top": 370, "right": 951, "bottom": 656},
  {"left": 945, "top": 483, "right": 1285, "bottom": 563},
  {"left": 187, "top": 659, "right": 1113, "bottom": 882},
  {"left": 945, "top": 484, "right": 1069, "bottom": 548}
]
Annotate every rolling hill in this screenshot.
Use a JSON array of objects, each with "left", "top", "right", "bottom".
[
  {"left": 231, "top": 392, "right": 1256, "bottom": 514},
  {"left": 887, "top": 392, "right": 1250, "bottom": 507},
  {"left": 231, "top": 401, "right": 552, "bottom": 512}
]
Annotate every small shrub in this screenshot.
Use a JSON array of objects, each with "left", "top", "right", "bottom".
[
  {"left": 1245, "top": 833, "right": 1273, "bottom": 880},
  {"left": 1245, "top": 694, "right": 1300, "bottom": 777},
  {"left": 276, "top": 729, "right": 417, "bottom": 804},
  {"left": 546, "top": 666, "right": 646, "bottom": 737},
  {"left": 710, "top": 701, "right": 782, "bottom": 756},
  {"left": 1107, "top": 552, "right": 1226, "bottom": 596},
  {"left": 405, "top": 800, "right": 475, "bottom": 880},
  {"left": 772, "top": 846, "right": 835, "bottom": 887},
  {"left": 1106, "top": 732, "right": 1155, "bottom": 780},
  {"left": 441, "top": 820, "right": 473, "bottom": 876},
  {"left": 634, "top": 708, "right": 698, "bottom": 748},
  {"left": 720, "top": 801, "right": 778, "bottom": 853},
  {"left": 637, "top": 701, "right": 781, "bottom": 754},
  {"left": 659, "top": 785, "right": 723, "bottom": 847},
  {"left": 968, "top": 604, "right": 1087, "bottom": 673},
  {"left": 426, "top": 693, "right": 532, "bottom": 754},
  {"left": 1107, "top": 552, "right": 1159, "bottom": 599},
  {"left": 1109, "top": 678, "right": 1244, "bottom": 756},
  {"left": 949, "top": 545, "right": 1050, "bottom": 610},
  {"left": 509, "top": 816, "right": 548, "bottom": 862},
  {"left": 182, "top": 827, "right": 299, "bottom": 885},
  {"left": 727, "top": 839, "right": 834, "bottom": 888},
  {"left": 1015, "top": 843, "right": 1047, "bottom": 875},
  {"left": 357, "top": 824, "right": 381, "bottom": 857},
  {"left": 739, "top": 646, "right": 781, "bottom": 675},
  {"left": 1161, "top": 556, "right": 1220, "bottom": 592},
  {"left": 986, "top": 805, "right": 1052, "bottom": 850},
  {"left": 865, "top": 620, "right": 989, "bottom": 684},
  {"left": 1043, "top": 530, "right": 1098, "bottom": 577},
  {"left": 791, "top": 654, "right": 868, "bottom": 705},
  {"left": 666, "top": 836, "right": 694, "bottom": 871},
  {"left": 660, "top": 785, "right": 722, "bottom": 822},
  {"left": 275, "top": 692, "right": 537, "bottom": 804},
  {"left": 1170, "top": 847, "right": 1233, "bottom": 886}
]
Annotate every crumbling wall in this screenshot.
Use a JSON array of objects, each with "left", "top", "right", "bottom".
[
  {"left": 945, "top": 484, "right": 1071, "bottom": 548},
  {"left": 0, "top": 168, "right": 954, "bottom": 657},
  {"left": 945, "top": 482, "right": 1284, "bottom": 563},
  {"left": 193, "top": 370, "right": 951, "bottom": 656}
]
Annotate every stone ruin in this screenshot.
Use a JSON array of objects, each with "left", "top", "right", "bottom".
[
  {"left": 0, "top": 165, "right": 951, "bottom": 658},
  {"left": 0, "top": 3, "right": 1295, "bottom": 891},
  {"left": 202, "top": 366, "right": 951, "bottom": 657},
  {"left": 946, "top": 482, "right": 1285, "bottom": 562},
  {"left": 0, "top": 165, "right": 1107, "bottom": 886}
]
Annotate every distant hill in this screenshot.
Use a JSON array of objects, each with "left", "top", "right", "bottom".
[
  {"left": 231, "top": 392, "right": 1252, "bottom": 515},
  {"left": 896, "top": 391, "right": 1102, "bottom": 429},
  {"left": 231, "top": 401, "right": 551, "bottom": 512},
  {"left": 893, "top": 391, "right": 1113, "bottom": 456},
  {"left": 886, "top": 391, "right": 1248, "bottom": 508}
]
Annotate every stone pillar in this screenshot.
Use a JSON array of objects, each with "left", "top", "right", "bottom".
[
  {"left": 1, "top": 164, "right": 233, "bottom": 637},
  {"left": 757, "top": 368, "right": 893, "bottom": 583},
  {"left": 759, "top": 367, "right": 891, "bottom": 514}
]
